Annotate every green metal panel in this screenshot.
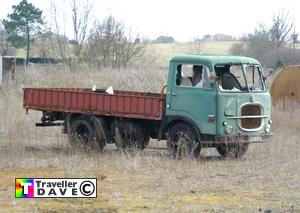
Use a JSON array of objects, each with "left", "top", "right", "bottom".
[
  {"left": 216, "top": 92, "right": 271, "bottom": 136},
  {"left": 166, "top": 55, "right": 271, "bottom": 137},
  {"left": 166, "top": 61, "right": 217, "bottom": 134},
  {"left": 168, "top": 86, "right": 217, "bottom": 134}
]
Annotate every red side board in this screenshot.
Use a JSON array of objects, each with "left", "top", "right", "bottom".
[{"left": 23, "top": 88, "right": 165, "bottom": 120}]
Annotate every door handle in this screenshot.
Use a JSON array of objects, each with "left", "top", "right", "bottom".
[{"left": 171, "top": 92, "right": 178, "bottom": 96}]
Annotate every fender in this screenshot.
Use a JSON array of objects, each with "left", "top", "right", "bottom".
[{"left": 158, "top": 115, "right": 201, "bottom": 142}]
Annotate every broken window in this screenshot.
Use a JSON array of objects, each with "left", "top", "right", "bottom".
[
  {"left": 215, "top": 64, "right": 265, "bottom": 92},
  {"left": 176, "top": 64, "right": 212, "bottom": 90}
]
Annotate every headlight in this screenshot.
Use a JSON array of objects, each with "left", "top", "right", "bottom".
[
  {"left": 265, "top": 124, "right": 271, "bottom": 133},
  {"left": 225, "top": 125, "right": 233, "bottom": 135}
]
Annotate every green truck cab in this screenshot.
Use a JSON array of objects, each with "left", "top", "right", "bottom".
[{"left": 162, "top": 55, "right": 271, "bottom": 158}]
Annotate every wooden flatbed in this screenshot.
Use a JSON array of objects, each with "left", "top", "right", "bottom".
[{"left": 23, "top": 88, "right": 165, "bottom": 120}]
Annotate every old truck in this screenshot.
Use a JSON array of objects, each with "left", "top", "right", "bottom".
[{"left": 23, "top": 55, "right": 272, "bottom": 158}]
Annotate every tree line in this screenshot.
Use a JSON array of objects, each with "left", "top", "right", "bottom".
[
  {"left": 230, "top": 10, "right": 299, "bottom": 70},
  {"left": 0, "top": 0, "right": 149, "bottom": 68},
  {"left": 1, "top": 1, "right": 299, "bottom": 69}
]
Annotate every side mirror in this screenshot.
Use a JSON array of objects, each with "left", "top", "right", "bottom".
[
  {"left": 263, "top": 68, "right": 275, "bottom": 81},
  {"left": 268, "top": 68, "right": 274, "bottom": 74},
  {"left": 263, "top": 72, "right": 273, "bottom": 81},
  {"left": 210, "top": 81, "right": 215, "bottom": 90}
]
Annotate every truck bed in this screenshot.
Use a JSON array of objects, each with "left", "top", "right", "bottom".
[{"left": 23, "top": 88, "right": 165, "bottom": 120}]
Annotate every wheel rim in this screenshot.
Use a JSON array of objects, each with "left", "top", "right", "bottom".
[{"left": 174, "top": 132, "right": 193, "bottom": 159}]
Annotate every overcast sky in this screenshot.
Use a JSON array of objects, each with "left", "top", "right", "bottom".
[{"left": 1, "top": 0, "right": 299, "bottom": 41}]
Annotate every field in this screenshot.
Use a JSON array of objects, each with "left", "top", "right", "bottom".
[
  {"left": 15, "top": 41, "right": 238, "bottom": 67},
  {"left": 15, "top": 41, "right": 300, "bottom": 69},
  {"left": 0, "top": 63, "right": 299, "bottom": 212},
  {"left": 148, "top": 41, "right": 238, "bottom": 66}
]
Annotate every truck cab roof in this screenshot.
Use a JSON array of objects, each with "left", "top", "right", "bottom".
[{"left": 170, "top": 55, "right": 261, "bottom": 66}]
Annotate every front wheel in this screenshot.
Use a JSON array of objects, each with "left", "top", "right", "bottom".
[
  {"left": 167, "top": 123, "right": 201, "bottom": 159},
  {"left": 216, "top": 143, "right": 249, "bottom": 158}
]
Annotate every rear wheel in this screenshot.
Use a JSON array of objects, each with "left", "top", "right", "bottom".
[
  {"left": 112, "top": 120, "right": 150, "bottom": 150},
  {"left": 167, "top": 123, "right": 201, "bottom": 159},
  {"left": 93, "top": 117, "right": 109, "bottom": 149},
  {"left": 216, "top": 143, "right": 249, "bottom": 158},
  {"left": 68, "top": 116, "right": 106, "bottom": 151}
]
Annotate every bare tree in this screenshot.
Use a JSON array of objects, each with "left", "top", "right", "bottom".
[
  {"left": 87, "top": 16, "right": 148, "bottom": 68},
  {"left": 230, "top": 22, "right": 300, "bottom": 68},
  {"left": 289, "top": 27, "right": 298, "bottom": 62},
  {"left": 0, "top": 21, "right": 13, "bottom": 56},
  {"left": 33, "top": 31, "right": 55, "bottom": 58},
  {"left": 291, "top": 27, "right": 298, "bottom": 49},
  {"left": 230, "top": 43, "right": 246, "bottom": 56},
  {"left": 270, "top": 10, "right": 294, "bottom": 48},
  {"left": 0, "top": 21, "right": 5, "bottom": 55},
  {"left": 118, "top": 32, "right": 148, "bottom": 67},
  {"left": 87, "top": 16, "right": 124, "bottom": 67},
  {"left": 50, "top": 0, "right": 69, "bottom": 60},
  {"left": 71, "top": 0, "right": 91, "bottom": 58},
  {"left": 188, "top": 39, "right": 203, "bottom": 54}
]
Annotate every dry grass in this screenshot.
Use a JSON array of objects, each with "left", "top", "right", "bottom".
[{"left": 0, "top": 64, "right": 299, "bottom": 212}]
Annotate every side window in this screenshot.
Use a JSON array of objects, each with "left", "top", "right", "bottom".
[
  {"left": 176, "top": 64, "right": 212, "bottom": 90},
  {"left": 176, "top": 64, "right": 193, "bottom": 87}
]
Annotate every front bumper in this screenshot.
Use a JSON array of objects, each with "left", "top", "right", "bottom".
[{"left": 214, "top": 134, "right": 272, "bottom": 144}]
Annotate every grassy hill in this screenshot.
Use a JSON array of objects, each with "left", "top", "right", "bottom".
[
  {"left": 15, "top": 41, "right": 237, "bottom": 66},
  {"left": 149, "top": 41, "right": 239, "bottom": 66},
  {"left": 15, "top": 41, "right": 300, "bottom": 67}
]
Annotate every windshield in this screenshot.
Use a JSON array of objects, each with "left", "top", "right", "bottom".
[
  {"left": 243, "top": 65, "right": 265, "bottom": 92},
  {"left": 214, "top": 64, "right": 265, "bottom": 92}
]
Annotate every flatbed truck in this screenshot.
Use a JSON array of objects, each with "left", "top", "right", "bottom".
[{"left": 24, "top": 55, "right": 272, "bottom": 158}]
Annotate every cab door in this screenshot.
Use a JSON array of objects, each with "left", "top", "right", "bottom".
[{"left": 167, "top": 63, "right": 217, "bottom": 135}]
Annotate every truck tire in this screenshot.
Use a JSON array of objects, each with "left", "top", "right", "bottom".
[
  {"left": 216, "top": 143, "right": 249, "bottom": 158},
  {"left": 68, "top": 116, "right": 105, "bottom": 151},
  {"left": 167, "top": 123, "right": 201, "bottom": 159},
  {"left": 112, "top": 120, "right": 150, "bottom": 150},
  {"left": 93, "top": 117, "right": 109, "bottom": 149}
]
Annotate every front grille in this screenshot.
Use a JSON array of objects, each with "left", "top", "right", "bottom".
[{"left": 241, "top": 104, "right": 261, "bottom": 129}]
